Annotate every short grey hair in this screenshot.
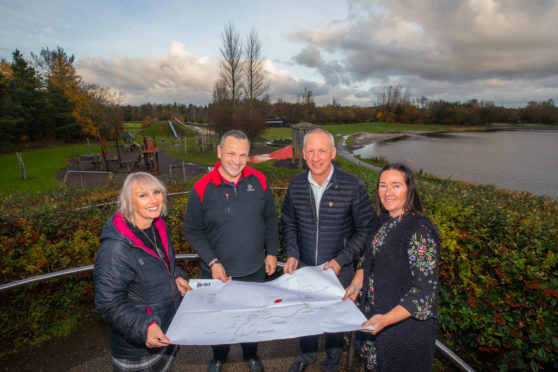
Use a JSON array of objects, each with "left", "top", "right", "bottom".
[
  {"left": 220, "top": 129, "right": 249, "bottom": 147},
  {"left": 118, "top": 172, "right": 168, "bottom": 225},
  {"left": 303, "top": 128, "right": 335, "bottom": 149}
]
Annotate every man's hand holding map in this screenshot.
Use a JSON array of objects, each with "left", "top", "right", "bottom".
[{"left": 166, "top": 264, "right": 371, "bottom": 345}]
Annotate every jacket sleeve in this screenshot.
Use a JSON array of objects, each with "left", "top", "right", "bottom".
[
  {"left": 174, "top": 265, "right": 187, "bottom": 280},
  {"left": 263, "top": 186, "right": 280, "bottom": 256},
  {"left": 399, "top": 224, "right": 440, "bottom": 320},
  {"left": 334, "top": 180, "right": 375, "bottom": 266},
  {"left": 281, "top": 185, "right": 301, "bottom": 260},
  {"left": 183, "top": 188, "right": 217, "bottom": 266},
  {"left": 94, "top": 240, "right": 157, "bottom": 347},
  {"left": 168, "top": 227, "right": 187, "bottom": 279}
]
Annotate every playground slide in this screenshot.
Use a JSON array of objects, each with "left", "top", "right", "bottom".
[
  {"left": 173, "top": 117, "right": 203, "bottom": 132},
  {"left": 173, "top": 117, "right": 186, "bottom": 125},
  {"left": 167, "top": 120, "right": 180, "bottom": 139}
]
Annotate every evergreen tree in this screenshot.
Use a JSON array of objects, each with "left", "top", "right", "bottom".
[{"left": 0, "top": 50, "right": 42, "bottom": 145}]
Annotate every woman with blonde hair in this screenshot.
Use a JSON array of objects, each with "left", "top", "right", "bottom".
[{"left": 94, "top": 172, "right": 191, "bottom": 371}]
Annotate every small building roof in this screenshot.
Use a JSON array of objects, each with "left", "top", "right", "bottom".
[{"left": 290, "top": 122, "right": 318, "bottom": 129}]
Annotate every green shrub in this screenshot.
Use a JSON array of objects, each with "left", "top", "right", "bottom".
[
  {"left": 1, "top": 171, "right": 556, "bottom": 371},
  {"left": 416, "top": 179, "right": 557, "bottom": 371}
]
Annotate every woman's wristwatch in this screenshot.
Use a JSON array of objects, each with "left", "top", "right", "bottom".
[{"left": 209, "top": 259, "right": 220, "bottom": 267}]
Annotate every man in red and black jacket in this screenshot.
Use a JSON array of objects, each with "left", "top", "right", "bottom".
[{"left": 183, "top": 129, "right": 279, "bottom": 372}]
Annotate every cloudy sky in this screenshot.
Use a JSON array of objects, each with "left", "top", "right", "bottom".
[{"left": 1, "top": 0, "right": 557, "bottom": 107}]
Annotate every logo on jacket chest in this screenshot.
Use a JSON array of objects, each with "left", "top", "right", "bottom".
[{"left": 247, "top": 183, "right": 255, "bottom": 192}]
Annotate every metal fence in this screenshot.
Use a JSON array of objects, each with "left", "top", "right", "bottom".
[
  {"left": 2, "top": 188, "right": 474, "bottom": 371},
  {"left": 0, "top": 255, "right": 474, "bottom": 372}
]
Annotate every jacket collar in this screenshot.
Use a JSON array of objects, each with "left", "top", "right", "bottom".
[
  {"left": 112, "top": 211, "right": 169, "bottom": 259},
  {"left": 303, "top": 166, "right": 338, "bottom": 188}
]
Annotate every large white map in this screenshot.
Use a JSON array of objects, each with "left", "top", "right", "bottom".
[{"left": 166, "top": 264, "right": 371, "bottom": 345}]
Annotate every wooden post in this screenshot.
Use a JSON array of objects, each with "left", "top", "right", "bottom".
[
  {"left": 184, "top": 138, "right": 188, "bottom": 154},
  {"left": 16, "top": 152, "right": 26, "bottom": 180},
  {"left": 153, "top": 150, "right": 158, "bottom": 176},
  {"left": 182, "top": 161, "right": 186, "bottom": 182},
  {"left": 293, "top": 134, "right": 297, "bottom": 166},
  {"left": 100, "top": 151, "right": 107, "bottom": 171},
  {"left": 87, "top": 137, "right": 91, "bottom": 153},
  {"left": 115, "top": 136, "right": 121, "bottom": 163}
]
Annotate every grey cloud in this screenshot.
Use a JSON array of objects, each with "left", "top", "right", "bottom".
[
  {"left": 293, "top": 46, "right": 350, "bottom": 86},
  {"left": 371, "top": 74, "right": 558, "bottom": 108},
  {"left": 293, "top": 45, "right": 323, "bottom": 68},
  {"left": 268, "top": 74, "right": 328, "bottom": 102},
  {"left": 76, "top": 42, "right": 219, "bottom": 105},
  {"left": 289, "top": 0, "right": 558, "bottom": 105},
  {"left": 74, "top": 41, "right": 339, "bottom": 106}
]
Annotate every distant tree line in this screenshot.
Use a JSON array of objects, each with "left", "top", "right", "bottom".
[
  {"left": 118, "top": 87, "right": 558, "bottom": 129},
  {"left": 1, "top": 48, "right": 123, "bottom": 151},
  {"left": 2, "top": 46, "right": 557, "bottom": 152},
  {"left": 265, "top": 85, "right": 558, "bottom": 126},
  {"left": 119, "top": 103, "right": 208, "bottom": 124}
]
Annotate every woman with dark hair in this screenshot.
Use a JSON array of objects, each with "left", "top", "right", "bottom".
[
  {"left": 344, "top": 163, "right": 441, "bottom": 371},
  {"left": 94, "top": 172, "right": 191, "bottom": 372}
]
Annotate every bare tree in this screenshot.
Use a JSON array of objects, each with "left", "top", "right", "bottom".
[
  {"left": 377, "top": 85, "right": 411, "bottom": 108},
  {"left": 416, "top": 96, "right": 430, "bottom": 110},
  {"left": 299, "top": 87, "right": 315, "bottom": 122},
  {"left": 218, "top": 22, "right": 243, "bottom": 112},
  {"left": 243, "top": 28, "right": 268, "bottom": 107},
  {"left": 212, "top": 78, "right": 229, "bottom": 103}
]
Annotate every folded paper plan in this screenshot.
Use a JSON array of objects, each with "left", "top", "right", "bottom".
[{"left": 166, "top": 264, "right": 370, "bottom": 345}]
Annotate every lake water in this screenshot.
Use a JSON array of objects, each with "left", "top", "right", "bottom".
[{"left": 353, "top": 130, "right": 558, "bottom": 200}]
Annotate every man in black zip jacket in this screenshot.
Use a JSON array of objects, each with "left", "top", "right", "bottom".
[
  {"left": 282, "top": 128, "right": 375, "bottom": 372},
  {"left": 183, "top": 130, "right": 279, "bottom": 372}
]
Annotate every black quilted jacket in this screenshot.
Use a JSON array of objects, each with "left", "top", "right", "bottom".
[
  {"left": 94, "top": 212, "right": 186, "bottom": 358},
  {"left": 281, "top": 168, "right": 375, "bottom": 268}
]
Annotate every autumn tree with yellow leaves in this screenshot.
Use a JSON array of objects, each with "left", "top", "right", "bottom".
[{"left": 0, "top": 47, "right": 123, "bottom": 150}]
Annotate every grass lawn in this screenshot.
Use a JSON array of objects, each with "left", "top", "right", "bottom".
[
  {"left": 322, "top": 122, "right": 451, "bottom": 135},
  {"left": 164, "top": 137, "right": 218, "bottom": 166},
  {"left": 140, "top": 121, "right": 218, "bottom": 166},
  {"left": 0, "top": 143, "right": 91, "bottom": 194},
  {"left": 124, "top": 122, "right": 142, "bottom": 131},
  {"left": 262, "top": 127, "right": 291, "bottom": 139},
  {"left": 143, "top": 121, "right": 198, "bottom": 138},
  {"left": 0, "top": 122, "right": 475, "bottom": 195},
  {"left": 263, "top": 122, "right": 452, "bottom": 140}
]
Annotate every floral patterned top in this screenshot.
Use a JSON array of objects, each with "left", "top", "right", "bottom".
[
  {"left": 358, "top": 212, "right": 440, "bottom": 371},
  {"left": 358, "top": 212, "right": 439, "bottom": 320}
]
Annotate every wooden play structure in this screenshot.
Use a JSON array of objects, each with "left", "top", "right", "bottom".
[
  {"left": 290, "top": 122, "right": 318, "bottom": 168},
  {"left": 64, "top": 135, "right": 161, "bottom": 187},
  {"left": 141, "top": 136, "right": 159, "bottom": 175}
]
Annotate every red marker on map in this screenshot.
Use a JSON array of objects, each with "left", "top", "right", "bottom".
[{"left": 274, "top": 299, "right": 282, "bottom": 303}]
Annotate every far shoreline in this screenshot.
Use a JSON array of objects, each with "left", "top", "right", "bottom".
[{"left": 340, "top": 128, "right": 557, "bottom": 201}]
